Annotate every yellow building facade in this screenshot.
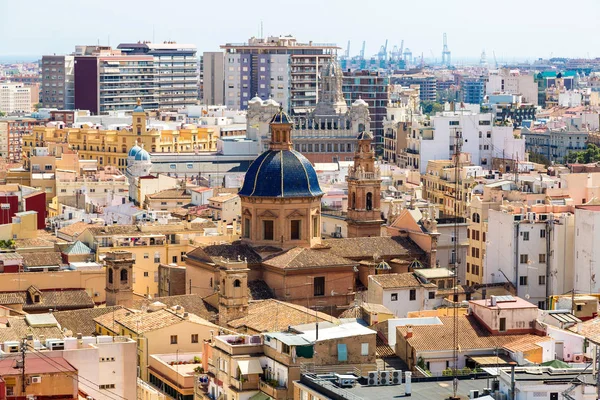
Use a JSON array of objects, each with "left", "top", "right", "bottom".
[{"left": 22, "top": 101, "right": 218, "bottom": 172}]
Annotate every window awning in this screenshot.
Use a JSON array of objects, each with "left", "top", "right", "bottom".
[{"left": 237, "top": 359, "right": 263, "bottom": 375}]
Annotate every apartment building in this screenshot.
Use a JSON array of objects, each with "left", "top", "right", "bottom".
[
  {"left": 462, "top": 77, "right": 485, "bottom": 104},
  {"left": 390, "top": 73, "right": 437, "bottom": 102},
  {"left": 573, "top": 205, "right": 600, "bottom": 294},
  {"left": 405, "top": 109, "right": 525, "bottom": 173},
  {"left": 421, "top": 154, "right": 483, "bottom": 217},
  {"left": 521, "top": 124, "right": 589, "bottom": 164},
  {"left": 484, "top": 203, "right": 575, "bottom": 309},
  {"left": 383, "top": 85, "right": 421, "bottom": 164},
  {"left": 487, "top": 69, "right": 538, "bottom": 105},
  {"left": 0, "top": 118, "right": 47, "bottom": 163},
  {"left": 118, "top": 41, "right": 199, "bottom": 110},
  {"left": 74, "top": 53, "right": 158, "bottom": 114},
  {"left": 207, "top": 193, "right": 240, "bottom": 223},
  {"left": 219, "top": 35, "right": 338, "bottom": 113},
  {"left": 40, "top": 55, "right": 75, "bottom": 109},
  {"left": 201, "top": 52, "right": 225, "bottom": 105},
  {"left": 367, "top": 273, "right": 437, "bottom": 318},
  {"left": 0, "top": 83, "right": 32, "bottom": 114},
  {"left": 342, "top": 69, "right": 390, "bottom": 141},
  {"left": 94, "top": 305, "right": 218, "bottom": 381}
]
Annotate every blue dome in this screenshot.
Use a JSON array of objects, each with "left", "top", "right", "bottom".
[
  {"left": 128, "top": 145, "right": 142, "bottom": 157},
  {"left": 135, "top": 149, "right": 151, "bottom": 161},
  {"left": 239, "top": 150, "right": 324, "bottom": 198}
]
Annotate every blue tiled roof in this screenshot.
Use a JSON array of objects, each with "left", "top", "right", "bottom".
[
  {"left": 238, "top": 150, "right": 324, "bottom": 198},
  {"left": 135, "top": 149, "right": 151, "bottom": 161},
  {"left": 128, "top": 145, "right": 142, "bottom": 157},
  {"left": 270, "top": 109, "right": 293, "bottom": 124},
  {"left": 133, "top": 104, "right": 145, "bottom": 113}
]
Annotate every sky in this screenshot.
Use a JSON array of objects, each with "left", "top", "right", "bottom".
[{"left": 2, "top": 0, "right": 600, "bottom": 62}]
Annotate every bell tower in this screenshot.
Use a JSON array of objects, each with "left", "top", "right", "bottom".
[
  {"left": 105, "top": 251, "right": 134, "bottom": 307},
  {"left": 217, "top": 257, "right": 250, "bottom": 326},
  {"left": 132, "top": 98, "right": 147, "bottom": 135},
  {"left": 346, "top": 131, "right": 383, "bottom": 237}
]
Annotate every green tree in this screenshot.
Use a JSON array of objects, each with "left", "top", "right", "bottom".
[
  {"left": 529, "top": 152, "right": 550, "bottom": 167},
  {"left": 421, "top": 100, "right": 444, "bottom": 116},
  {"left": 566, "top": 144, "right": 600, "bottom": 164},
  {"left": 0, "top": 111, "right": 5, "bottom": 117}
]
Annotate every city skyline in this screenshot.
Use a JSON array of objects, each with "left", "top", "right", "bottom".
[{"left": 2, "top": 0, "right": 600, "bottom": 61}]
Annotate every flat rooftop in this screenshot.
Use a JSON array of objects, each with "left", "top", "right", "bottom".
[{"left": 300, "top": 374, "right": 492, "bottom": 400}]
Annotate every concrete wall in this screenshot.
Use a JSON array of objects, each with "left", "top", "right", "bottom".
[{"left": 574, "top": 207, "right": 600, "bottom": 294}]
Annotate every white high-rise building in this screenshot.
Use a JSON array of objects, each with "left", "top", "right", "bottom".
[
  {"left": 0, "top": 83, "right": 32, "bottom": 114},
  {"left": 486, "top": 69, "right": 538, "bottom": 105},
  {"left": 406, "top": 109, "right": 525, "bottom": 173}
]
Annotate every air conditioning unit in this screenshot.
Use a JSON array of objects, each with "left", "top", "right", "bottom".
[
  {"left": 391, "top": 370, "right": 402, "bottom": 385},
  {"left": 367, "top": 371, "right": 379, "bottom": 386},
  {"left": 573, "top": 354, "right": 585, "bottom": 363},
  {"left": 379, "top": 371, "right": 390, "bottom": 385},
  {"left": 30, "top": 376, "right": 42, "bottom": 384}
]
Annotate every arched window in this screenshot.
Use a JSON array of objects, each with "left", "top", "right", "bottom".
[
  {"left": 351, "top": 192, "right": 356, "bottom": 209},
  {"left": 233, "top": 279, "right": 241, "bottom": 288},
  {"left": 358, "top": 123, "right": 365, "bottom": 133},
  {"left": 120, "top": 268, "right": 128, "bottom": 282},
  {"left": 108, "top": 268, "right": 113, "bottom": 284},
  {"left": 472, "top": 213, "right": 481, "bottom": 223},
  {"left": 366, "top": 192, "right": 373, "bottom": 211}
]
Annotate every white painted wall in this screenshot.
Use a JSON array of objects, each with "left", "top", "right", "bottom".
[{"left": 574, "top": 207, "right": 600, "bottom": 294}]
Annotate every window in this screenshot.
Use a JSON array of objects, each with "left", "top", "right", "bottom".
[
  {"left": 313, "top": 277, "right": 325, "bottom": 296},
  {"left": 539, "top": 275, "right": 546, "bottom": 285},
  {"left": 144, "top": 271, "right": 149, "bottom": 277},
  {"left": 499, "top": 317, "right": 506, "bottom": 332},
  {"left": 100, "top": 384, "right": 116, "bottom": 390},
  {"left": 520, "top": 254, "right": 529, "bottom": 264},
  {"left": 263, "top": 220, "right": 274, "bottom": 240},
  {"left": 120, "top": 268, "right": 128, "bottom": 282},
  {"left": 361, "top": 343, "right": 369, "bottom": 356},
  {"left": 540, "top": 229, "right": 546, "bottom": 238},
  {"left": 538, "top": 301, "right": 546, "bottom": 310},
  {"left": 577, "top": 305, "right": 583, "bottom": 312},
  {"left": 172, "top": 256, "right": 177, "bottom": 263},
  {"left": 154, "top": 252, "right": 160, "bottom": 263},
  {"left": 233, "top": 279, "right": 241, "bottom": 288},
  {"left": 244, "top": 218, "right": 251, "bottom": 238},
  {"left": 191, "top": 334, "right": 199, "bottom": 343},
  {"left": 337, "top": 344, "right": 348, "bottom": 362},
  {"left": 291, "top": 220, "right": 301, "bottom": 240},
  {"left": 391, "top": 293, "right": 398, "bottom": 301},
  {"left": 144, "top": 253, "right": 149, "bottom": 259},
  {"left": 519, "top": 276, "right": 528, "bottom": 286},
  {"left": 313, "top": 216, "right": 318, "bottom": 238},
  {"left": 428, "top": 291, "right": 435, "bottom": 299},
  {"left": 472, "top": 213, "right": 480, "bottom": 223},
  {"left": 281, "top": 343, "right": 290, "bottom": 354},
  {"left": 170, "top": 335, "right": 178, "bottom": 344},
  {"left": 409, "top": 289, "right": 416, "bottom": 301},
  {"left": 366, "top": 192, "right": 373, "bottom": 210},
  {"left": 522, "top": 231, "right": 529, "bottom": 241},
  {"left": 539, "top": 254, "right": 546, "bottom": 263}
]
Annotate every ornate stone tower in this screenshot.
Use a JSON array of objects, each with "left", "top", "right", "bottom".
[
  {"left": 346, "top": 131, "right": 384, "bottom": 237},
  {"left": 132, "top": 98, "right": 147, "bottom": 135},
  {"left": 217, "top": 257, "right": 250, "bottom": 326},
  {"left": 105, "top": 251, "right": 134, "bottom": 307},
  {"left": 314, "top": 59, "right": 348, "bottom": 116}
]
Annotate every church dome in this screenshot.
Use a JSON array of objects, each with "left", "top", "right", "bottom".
[
  {"left": 238, "top": 150, "right": 323, "bottom": 198},
  {"left": 263, "top": 98, "right": 280, "bottom": 107},
  {"left": 248, "top": 95, "right": 263, "bottom": 105},
  {"left": 128, "top": 145, "right": 142, "bottom": 158},
  {"left": 352, "top": 98, "right": 368, "bottom": 107},
  {"left": 135, "top": 148, "right": 151, "bottom": 161}
]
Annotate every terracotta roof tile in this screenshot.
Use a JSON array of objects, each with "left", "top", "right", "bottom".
[
  {"left": 58, "top": 222, "right": 95, "bottom": 238},
  {"left": 370, "top": 272, "right": 436, "bottom": 289},
  {"left": 262, "top": 247, "right": 356, "bottom": 270},
  {"left": 0, "top": 317, "right": 64, "bottom": 343},
  {"left": 323, "top": 236, "right": 425, "bottom": 260},
  {"left": 147, "top": 189, "right": 192, "bottom": 200},
  {"left": 21, "top": 252, "right": 64, "bottom": 268},
  {"left": 397, "top": 316, "right": 547, "bottom": 352},
  {"left": 187, "top": 243, "right": 262, "bottom": 265},
  {"left": 53, "top": 306, "right": 124, "bottom": 336},
  {"left": 227, "top": 299, "right": 338, "bottom": 333},
  {"left": 13, "top": 289, "right": 95, "bottom": 312},
  {"left": 130, "top": 294, "right": 218, "bottom": 322}
]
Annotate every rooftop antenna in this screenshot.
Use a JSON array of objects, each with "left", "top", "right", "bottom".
[
  {"left": 260, "top": 21, "right": 264, "bottom": 39},
  {"left": 451, "top": 126, "right": 463, "bottom": 400}
]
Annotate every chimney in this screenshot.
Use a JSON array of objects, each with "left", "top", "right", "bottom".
[{"left": 405, "top": 326, "right": 413, "bottom": 339}]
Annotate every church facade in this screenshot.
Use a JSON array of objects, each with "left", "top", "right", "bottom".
[{"left": 246, "top": 59, "right": 372, "bottom": 164}]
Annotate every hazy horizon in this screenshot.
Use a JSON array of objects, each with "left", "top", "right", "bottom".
[{"left": 2, "top": 0, "right": 599, "bottom": 61}]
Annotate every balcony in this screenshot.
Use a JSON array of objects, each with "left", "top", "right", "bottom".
[
  {"left": 406, "top": 148, "right": 419, "bottom": 154},
  {"left": 230, "top": 376, "right": 260, "bottom": 392},
  {"left": 213, "top": 335, "right": 263, "bottom": 356},
  {"left": 259, "top": 379, "right": 287, "bottom": 399}
]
